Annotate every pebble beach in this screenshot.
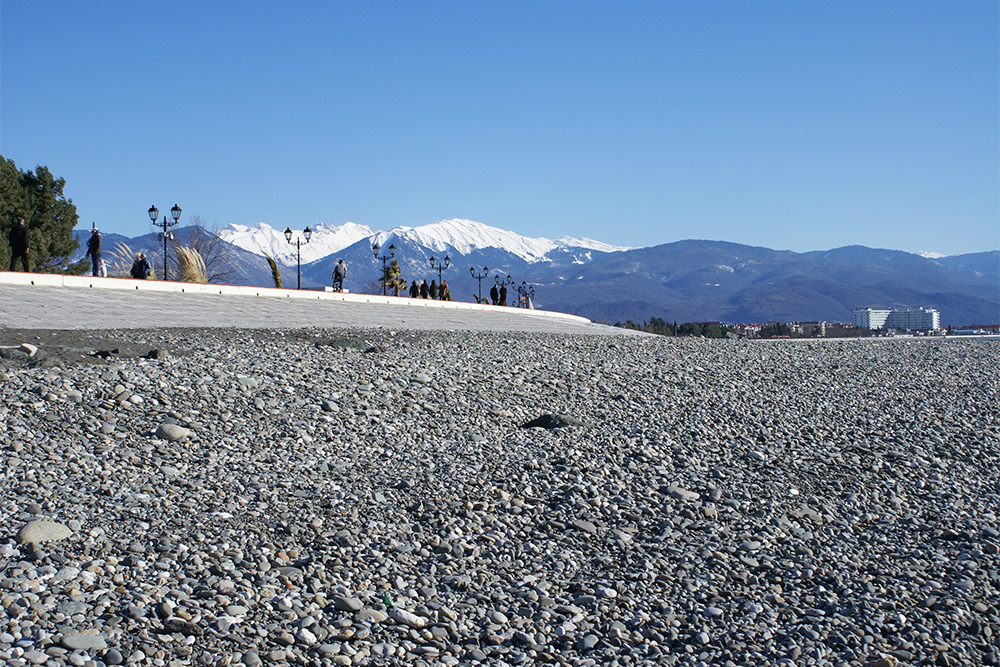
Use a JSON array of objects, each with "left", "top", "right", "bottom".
[{"left": 1, "top": 328, "right": 998, "bottom": 667}]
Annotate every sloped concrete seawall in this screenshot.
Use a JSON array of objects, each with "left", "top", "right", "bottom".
[{"left": 0, "top": 272, "right": 623, "bottom": 334}]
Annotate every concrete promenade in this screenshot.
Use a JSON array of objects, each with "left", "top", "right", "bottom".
[{"left": 0, "top": 271, "right": 628, "bottom": 335}]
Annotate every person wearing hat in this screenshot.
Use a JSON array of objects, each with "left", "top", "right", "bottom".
[
  {"left": 130, "top": 252, "right": 151, "bottom": 279},
  {"left": 7, "top": 217, "right": 29, "bottom": 272},
  {"left": 86, "top": 228, "right": 103, "bottom": 276}
]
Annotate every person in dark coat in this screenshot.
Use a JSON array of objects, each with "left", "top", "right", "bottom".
[
  {"left": 489, "top": 283, "right": 499, "bottom": 305},
  {"left": 499, "top": 283, "right": 508, "bottom": 306},
  {"left": 86, "top": 228, "right": 102, "bottom": 277},
  {"left": 7, "top": 217, "right": 29, "bottom": 272},
  {"left": 419, "top": 280, "right": 429, "bottom": 299},
  {"left": 130, "top": 253, "right": 151, "bottom": 279},
  {"left": 409, "top": 280, "right": 419, "bottom": 298},
  {"left": 429, "top": 280, "right": 438, "bottom": 300}
]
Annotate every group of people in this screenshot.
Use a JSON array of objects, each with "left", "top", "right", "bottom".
[
  {"left": 86, "top": 228, "right": 150, "bottom": 279},
  {"left": 7, "top": 221, "right": 151, "bottom": 279},
  {"left": 408, "top": 278, "right": 451, "bottom": 300},
  {"left": 488, "top": 282, "right": 508, "bottom": 306}
]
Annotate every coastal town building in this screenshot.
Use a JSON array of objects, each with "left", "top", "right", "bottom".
[
  {"left": 853, "top": 306, "right": 940, "bottom": 332},
  {"left": 886, "top": 307, "right": 940, "bottom": 332},
  {"left": 791, "top": 321, "right": 826, "bottom": 337},
  {"left": 853, "top": 308, "right": 891, "bottom": 329}
]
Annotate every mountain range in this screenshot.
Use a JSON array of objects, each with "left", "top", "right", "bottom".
[{"left": 70, "top": 219, "right": 999, "bottom": 326}]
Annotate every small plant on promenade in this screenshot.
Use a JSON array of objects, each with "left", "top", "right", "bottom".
[
  {"left": 105, "top": 242, "right": 138, "bottom": 278},
  {"left": 176, "top": 246, "right": 207, "bottom": 283},
  {"left": 265, "top": 254, "right": 282, "bottom": 288},
  {"left": 381, "top": 258, "right": 406, "bottom": 295}
]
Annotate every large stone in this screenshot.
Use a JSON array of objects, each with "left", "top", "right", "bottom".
[
  {"left": 16, "top": 520, "right": 73, "bottom": 544},
  {"left": 60, "top": 632, "right": 108, "bottom": 651},
  {"left": 389, "top": 608, "right": 426, "bottom": 629},
  {"left": 155, "top": 423, "right": 191, "bottom": 441}
]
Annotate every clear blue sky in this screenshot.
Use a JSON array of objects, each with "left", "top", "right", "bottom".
[{"left": 2, "top": 0, "right": 997, "bottom": 255}]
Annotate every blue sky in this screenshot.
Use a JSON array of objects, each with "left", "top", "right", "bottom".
[{"left": 2, "top": 1, "right": 997, "bottom": 255}]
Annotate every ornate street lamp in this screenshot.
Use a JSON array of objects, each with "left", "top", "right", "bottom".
[
  {"left": 429, "top": 255, "right": 450, "bottom": 297},
  {"left": 284, "top": 226, "right": 312, "bottom": 289},
  {"left": 372, "top": 241, "right": 396, "bottom": 295},
  {"left": 149, "top": 204, "right": 181, "bottom": 281},
  {"left": 470, "top": 266, "right": 489, "bottom": 304},
  {"left": 517, "top": 281, "right": 536, "bottom": 308}
]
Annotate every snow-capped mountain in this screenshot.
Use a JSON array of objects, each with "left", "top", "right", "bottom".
[
  {"left": 222, "top": 218, "right": 628, "bottom": 266},
  {"left": 219, "top": 221, "right": 374, "bottom": 266},
  {"left": 916, "top": 250, "right": 948, "bottom": 259},
  {"left": 555, "top": 236, "right": 630, "bottom": 254}
]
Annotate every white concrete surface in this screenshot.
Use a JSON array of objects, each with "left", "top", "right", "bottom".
[{"left": 0, "top": 272, "right": 628, "bottom": 335}]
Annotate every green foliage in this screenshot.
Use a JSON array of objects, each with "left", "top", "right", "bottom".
[
  {"left": 1, "top": 156, "right": 80, "bottom": 272},
  {"left": 677, "top": 322, "right": 701, "bottom": 336},
  {"left": 382, "top": 258, "right": 407, "bottom": 296},
  {"left": 265, "top": 255, "right": 282, "bottom": 288},
  {"left": 759, "top": 322, "right": 792, "bottom": 338},
  {"left": 614, "top": 316, "right": 735, "bottom": 339}
]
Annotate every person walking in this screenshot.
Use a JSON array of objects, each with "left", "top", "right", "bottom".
[
  {"left": 419, "top": 280, "right": 429, "bottom": 299},
  {"left": 499, "top": 283, "right": 508, "bottom": 306},
  {"left": 429, "top": 280, "right": 438, "bottom": 300},
  {"left": 332, "top": 259, "right": 347, "bottom": 292},
  {"left": 409, "top": 280, "right": 419, "bottom": 298},
  {"left": 489, "top": 283, "right": 499, "bottom": 305},
  {"left": 7, "top": 217, "right": 29, "bottom": 272},
  {"left": 86, "top": 228, "right": 103, "bottom": 277},
  {"left": 130, "top": 253, "right": 151, "bottom": 279},
  {"left": 439, "top": 280, "right": 451, "bottom": 301}
]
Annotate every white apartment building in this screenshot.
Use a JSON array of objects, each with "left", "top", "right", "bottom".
[
  {"left": 853, "top": 307, "right": 890, "bottom": 329},
  {"left": 886, "top": 307, "right": 940, "bottom": 331},
  {"left": 853, "top": 306, "right": 940, "bottom": 331}
]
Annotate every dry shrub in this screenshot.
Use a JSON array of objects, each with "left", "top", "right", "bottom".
[{"left": 176, "top": 246, "right": 207, "bottom": 283}]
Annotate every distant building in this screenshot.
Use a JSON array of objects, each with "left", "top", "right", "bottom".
[
  {"left": 853, "top": 308, "right": 890, "bottom": 329},
  {"left": 886, "top": 307, "right": 940, "bottom": 332},
  {"left": 792, "top": 321, "right": 826, "bottom": 337},
  {"left": 853, "top": 306, "right": 940, "bottom": 331}
]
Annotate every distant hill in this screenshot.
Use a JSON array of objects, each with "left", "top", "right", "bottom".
[{"left": 71, "top": 223, "right": 1000, "bottom": 326}]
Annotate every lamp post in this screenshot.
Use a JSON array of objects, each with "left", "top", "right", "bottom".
[
  {"left": 372, "top": 242, "right": 396, "bottom": 295},
  {"left": 517, "top": 281, "right": 535, "bottom": 308},
  {"left": 429, "top": 255, "right": 450, "bottom": 296},
  {"left": 148, "top": 204, "right": 181, "bottom": 281},
  {"left": 470, "top": 266, "right": 489, "bottom": 304},
  {"left": 284, "top": 226, "right": 312, "bottom": 289}
]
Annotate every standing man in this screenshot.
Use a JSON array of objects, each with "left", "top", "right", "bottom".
[
  {"left": 499, "top": 283, "right": 508, "bottom": 307},
  {"left": 86, "top": 228, "right": 102, "bottom": 277},
  {"left": 489, "top": 282, "right": 499, "bottom": 305},
  {"left": 332, "top": 259, "right": 347, "bottom": 292},
  {"left": 7, "top": 217, "right": 29, "bottom": 272}
]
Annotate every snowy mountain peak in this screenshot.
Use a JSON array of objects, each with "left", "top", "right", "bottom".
[
  {"left": 916, "top": 250, "right": 948, "bottom": 259},
  {"left": 219, "top": 221, "right": 373, "bottom": 266},
  {"left": 381, "top": 219, "right": 556, "bottom": 262},
  {"left": 555, "top": 236, "right": 631, "bottom": 253},
  {"left": 220, "top": 218, "right": 624, "bottom": 266}
]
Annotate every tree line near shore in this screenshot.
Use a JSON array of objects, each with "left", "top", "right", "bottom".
[{"left": 613, "top": 317, "right": 735, "bottom": 338}]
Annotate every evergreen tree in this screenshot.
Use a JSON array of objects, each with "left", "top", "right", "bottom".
[
  {"left": 381, "top": 258, "right": 407, "bottom": 295},
  {"left": 1, "top": 156, "right": 84, "bottom": 273}
]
